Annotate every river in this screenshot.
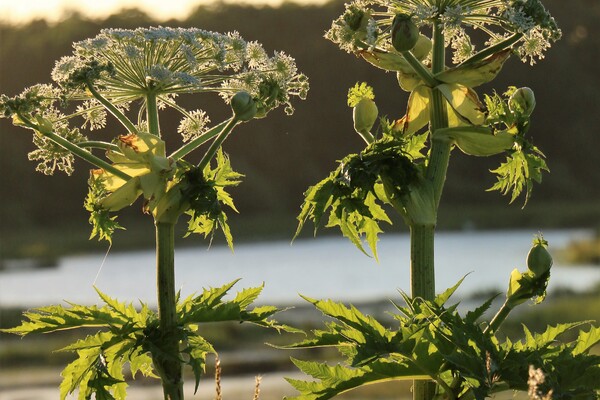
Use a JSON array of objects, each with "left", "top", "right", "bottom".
[{"left": 1, "top": 229, "right": 598, "bottom": 308}]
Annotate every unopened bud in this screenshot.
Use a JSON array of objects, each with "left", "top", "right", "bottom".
[
  {"left": 509, "top": 87, "right": 536, "bottom": 117},
  {"left": 391, "top": 14, "right": 420, "bottom": 53},
  {"left": 230, "top": 91, "right": 257, "bottom": 121},
  {"left": 527, "top": 236, "right": 552, "bottom": 277},
  {"left": 353, "top": 98, "right": 378, "bottom": 135}
]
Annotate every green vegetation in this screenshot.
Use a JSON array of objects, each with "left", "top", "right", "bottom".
[{"left": 0, "top": 1, "right": 599, "bottom": 400}]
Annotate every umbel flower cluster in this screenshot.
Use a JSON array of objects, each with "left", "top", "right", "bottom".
[
  {"left": 0, "top": 27, "right": 308, "bottom": 243},
  {"left": 1, "top": 26, "right": 308, "bottom": 175},
  {"left": 326, "top": 0, "right": 561, "bottom": 65}
]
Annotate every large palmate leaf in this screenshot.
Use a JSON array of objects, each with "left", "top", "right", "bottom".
[
  {"left": 4, "top": 281, "right": 292, "bottom": 399},
  {"left": 285, "top": 279, "right": 600, "bottom": 400}
]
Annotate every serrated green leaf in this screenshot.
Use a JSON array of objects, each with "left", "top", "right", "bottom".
[
  {"left": 573, "top": 326, "right": 600, "bottom": 355},
  {"left": 488, "top": 145, "right": 549, "bottom": 206},
  {"left": 128, "top": 347, "right": 155, "bottom": 379},
  {"left": 60, "top": 349, "right": 100, "bottom": 399},
  {"left": 435, "top": 276, "right": 466, "bottom": 307},
  {"left": 233, "top": 284, "right": 265, "bottom": 309},
  {"left": 285, "top": 358, "right": 428, "bottom": 400},
  {"left": 465, "top": 294, "right": 499, "bottom": 324},
  {"left": 183, "top": 335, "right": 216, "bottom": 393}
]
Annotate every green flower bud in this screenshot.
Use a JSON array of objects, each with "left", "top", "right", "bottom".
[
  {"left": 353, "top": 98, "right": 378, "bottom": 135},
  {"left": 527, "top": 236, "right": 553, "bottom": 276},
  {"left": 230, "top": 91, "right": 257, "bottom": 121},
  {"left": 509, "top": 87, "right": 536, "bottom": 117},
  {"left": 391, "top": 14, "right": 420, "bottom": 53}
]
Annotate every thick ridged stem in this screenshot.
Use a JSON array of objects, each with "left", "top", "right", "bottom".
[
  {"left": 147, "top": 91, "right": 183, "bottom": 399},
  {"left": 411, "top": 21, "right": 449, "bottom": 400},
  {"left": 146, "top": 92, "right": 161, "bottom": 138},
  {"left": 155, "top": 222, "right": 183, "bottom": 400}
]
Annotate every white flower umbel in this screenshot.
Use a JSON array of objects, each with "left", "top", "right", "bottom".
[
  {"left": 53, "top": 27, "right": 308, "bottom": 114},
  {"left": 1, "top": 26, "right": 308, "bottom": 178},
  {"left": 325, "top": 0, "right": 561, "bottom": 66}
]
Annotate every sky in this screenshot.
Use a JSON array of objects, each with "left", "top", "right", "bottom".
[{"left": 0, "top": 0, "right": 327, "bottom": 24}]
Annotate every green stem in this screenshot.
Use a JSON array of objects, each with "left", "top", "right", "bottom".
[
  {"left": 17, "top": 113, "right": 130, "bottom": 180},
  {"left": 169, "top": 120, "right": 231, "bottom": 161},
  {"left": 197, "top": 117, "right": 240, "bottom": 170},
  {"left": 147, "top": 93, "right": 182, "bottom": 399},
  {"left": 411, "top": 21, "right": 448, "bottom": 400},
  {"left": 401, "top": 50, "right": 439, "bottom": 87},
  {"left": 410, "top": 224, "right": 436, "bottom": 300},
  {"left": 155, "top": 222, "right": 183, "bottom": 400},
  {"left": 86, "top": 82, "right": 139, "bottom": 135},
  {"left": 485, "top": 300, "right": 513, "bottom": 335},
  {"left": 426, "top": 23, "right": 451, "bottom": 208},
  {"left": 146, "top": 92, "right": 161, "bottom": 138}
]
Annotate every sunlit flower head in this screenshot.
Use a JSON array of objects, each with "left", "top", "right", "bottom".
[
  {"left": 326, "top": 0, "right": 561, "bottom": 65},
  {"left": 50, "top": 26, "right": 308, "bottom": 114},
  {"left": 0, "top": 27, "right": 309, "bottom": 178}
]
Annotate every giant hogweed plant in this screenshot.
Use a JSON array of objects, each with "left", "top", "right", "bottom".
[
  {"left": 0, "top": 27, "right": 308, "bottom": 400},
  {"left": 288, "top": 1, "right": 599, "bottom": 399}
]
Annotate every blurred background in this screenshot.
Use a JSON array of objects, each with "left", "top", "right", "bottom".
[{"left": 0, "top": 0, "right": 599, "bottom": 399}]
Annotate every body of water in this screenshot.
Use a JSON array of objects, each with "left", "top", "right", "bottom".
[{"left": 1, "top": 229, "right": 598, "bottom": 308}]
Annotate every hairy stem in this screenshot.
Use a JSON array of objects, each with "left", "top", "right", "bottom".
[
  {"left": 410, "top": 224, "right": 436, "bottom": 301},
  {"left": 147, "top": 93, "right": 182, "bottom": 400},
  {"left": 79, "top": 141, "right": 121, "bottom": 152},
  {"left": 155, "top": 222, "right": 183, "bottom": 400},
  {"left": 411, "top": 21, "right": 449, "bottom": 400}
]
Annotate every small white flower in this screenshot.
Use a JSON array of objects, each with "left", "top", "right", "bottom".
[
  {"left": 178, "top": 110, "right": 211, "bottom": 142},
  {"left": 450, "top": 30, "right": 475, "bottom": 64},
  {"left": 414, "top": 4, "right": 439, "bottom": 24},
  {"left": 51, "top": 56, "right": 82, "bottom": 84},
  {"left": 28, "top": 126, "right": 86, "bottom": 175},
  {"left": 504, "top": 6, "right": 536, "bottom": 33},
  {"left": 77, "top": 100, "right": 107, "bottom": 130},
  {"left": 518, "top": 28, "right": 552, "bottom": 65}
]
